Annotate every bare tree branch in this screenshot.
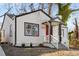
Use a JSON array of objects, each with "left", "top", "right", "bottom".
[
  {"left": 48, "top": 3, "right": 53, "bottom": 16},
  {"left": 0, "top": 6, "right": 13, "bottom": 17},
  {"left": 29, "top": 3, "right": 35, "bottom": 11}
]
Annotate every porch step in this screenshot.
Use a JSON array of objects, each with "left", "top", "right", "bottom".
[
  {"left": 43, "top": 42, "right": 55, "bottom": 48},
  {"left": 58, "top": 43, "right": 68, "bottom": 50}
]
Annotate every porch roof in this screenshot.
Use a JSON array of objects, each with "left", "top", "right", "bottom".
[{"left": 42, "top": 17, "right": 65, "bottom": 25}]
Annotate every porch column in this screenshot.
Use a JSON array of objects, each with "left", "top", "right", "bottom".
[
  {"left": 49, "top": 21, "right": 52, "bottom": 43},
  {"left": 46, "top": 22, "right": 50, "bottom": 43}
]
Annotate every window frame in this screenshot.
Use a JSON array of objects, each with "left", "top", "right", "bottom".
[{"left": 24, "top": 22, "right": 39, "bottom": 37}]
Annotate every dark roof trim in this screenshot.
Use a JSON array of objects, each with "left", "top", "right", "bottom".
[
  {"left": 51, "top": 20, "right": 65, "bottom": 25},
  {"left": 16, "top": 9, "right": 41, "bottom": 17},
  {"left": 52, "top": 17, "right": 66, "bottom": 25},
  {"left": 1, "top": 9, "right": 53, "bottom": 30},
  {"left": 40, "top": 10, "right": 53, "bottom": 20},
  {"left": 16, "top": 9, "right": 53, "bottom": 20},
  {"left": 7, "top": 14, "right": 15, "bottom": 19},
  {"left": 1, "top": 9, "right": 66, "bottom": 30},
  {"left": 42, "top": 20, "right": 66, "bottom": 26}
]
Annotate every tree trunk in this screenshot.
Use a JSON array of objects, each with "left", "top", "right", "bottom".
[
  {"left": 29, "top": 3, "right": 35, "bottom": 12},
  {"left": 48, "top": 3, "right": 52, "bottom": 16},
  {"left": 75, "top": 18, "right": 78, "bottom": 40},
  {"left": 58, "top": 3, "right": 62, "bottom": 14}
]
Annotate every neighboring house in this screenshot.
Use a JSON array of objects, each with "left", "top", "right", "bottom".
[{"left": 0, "top": 9, "right": 69, "bottom": 49}]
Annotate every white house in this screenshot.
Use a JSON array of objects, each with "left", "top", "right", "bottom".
[{"left": 0, "top": 9, "right": 69, "bottom": 49}]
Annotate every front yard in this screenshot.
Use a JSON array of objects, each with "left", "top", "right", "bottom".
[{"left": 1, "top": 44, "right": 79, "bottom": 56}]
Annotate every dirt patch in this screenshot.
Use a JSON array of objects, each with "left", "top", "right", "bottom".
[{"left": 1, "top": 44, "right": 79, "bottom": 56}]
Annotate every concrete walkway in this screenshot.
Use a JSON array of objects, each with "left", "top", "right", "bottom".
[{"left": 0, "top": 46, "right": 5, "bottom": 56}]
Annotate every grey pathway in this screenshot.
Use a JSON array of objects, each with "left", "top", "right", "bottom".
[{"left": 0, "top": 46, "right": 5, "bottom": 56}]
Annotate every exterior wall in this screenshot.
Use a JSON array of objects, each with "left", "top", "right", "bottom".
[
  {"left": 16, "top": 11, "right": 50, "bottom": 46},
  {"left": 51, "top": 22, "right": 59, "bottom": 42},
  {"left": 61, "top": 25, "right": 69, "bottom": 48},
  {"left": 51, "top": 22, "right": 59, "bottom": 49},
  {"left": 11, "top": 17, "right": 15, "bottom": 45},
  {"left": 52, "top": 26, "right": 59, "bottom": 49},
  {"left": 1, "top": 15, "right": 15, "bottom": 45}
]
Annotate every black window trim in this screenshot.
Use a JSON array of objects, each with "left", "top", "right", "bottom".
[{"left": 24, "top": 22, "right": 39, "bottom": 37}]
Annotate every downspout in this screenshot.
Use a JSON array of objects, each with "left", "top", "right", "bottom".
[{"left": 15, "top": 16, "right": 17, "bottom": 46}]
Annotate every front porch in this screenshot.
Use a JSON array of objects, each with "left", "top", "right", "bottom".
[{"left": 41, "top": 20, "right": 69, "bottom": 49}]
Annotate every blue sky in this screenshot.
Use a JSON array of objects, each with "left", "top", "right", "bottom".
[
  {"left": 67, "top": 3, "right": 79, "bottom": 31},
  {"left": 0, "top": 3, "right": 79, "bottom": 32}
]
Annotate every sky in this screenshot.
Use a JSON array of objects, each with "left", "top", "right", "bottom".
[{"left": 0, "top": 3, "right": 79, "bottom": 32}]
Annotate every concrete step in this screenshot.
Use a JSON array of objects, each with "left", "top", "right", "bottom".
[{"left": 58, "top": 43, "right": 68, "bottom": 49}]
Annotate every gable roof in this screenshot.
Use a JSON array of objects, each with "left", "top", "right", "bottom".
[
  {"left": 15, "top": 9, "right": 53, "bottom": 20},
  {"left": 6, "top": 9, "right": 53, "bottom": 20},
  {"left": 1, "top": 9, "right": 53, "bottom": 30},
  {"left": 1, "top": 9, "right": 65, "bottom": 30}
]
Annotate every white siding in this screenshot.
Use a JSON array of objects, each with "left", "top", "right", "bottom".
[
  {"left": 51, "top": 22, "right": 59, "bottom": 42},
  {"left": 1, "top": 15, "right": 15, "bottom": 45},
  {"left": 16, "top": 11, "right": 50, "bottom": 46},
  {"left": 51, "top": 25, "right": 59, "bottom": 49},
  {"left": 61, "top": 25, "right": 69, "bottom": 48},
  {"left": 1, "top": 11, "right": 68, "bottom": 49}
]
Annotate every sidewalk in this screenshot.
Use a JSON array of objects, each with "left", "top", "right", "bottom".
[{"left": 0, "top": 46, "right": 5, "bottom": 56}]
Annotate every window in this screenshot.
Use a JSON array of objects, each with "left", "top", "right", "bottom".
[
  {"left": 24, "top": 22, "right": 39, "bottom": 36},
  {"left": 9, "top": 24, "right": 12, "bottom": 37}
]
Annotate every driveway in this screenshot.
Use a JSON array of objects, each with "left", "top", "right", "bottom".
[{"left": 0, "top": 46, "right": 5, "bottom": 56}]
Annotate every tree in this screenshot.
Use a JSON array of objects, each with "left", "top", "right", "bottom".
[
  {"left": 19, "top": 3, "right": 27, "bottom": 13},
  {"left": 68, "top": 31, "right": 74, "bottom": 40},
  {"left": 29, "top": 3, "right": 35, "bottom": 11},
  {"left": 73, "top": 18, "right": 79, "bottom": 39},
  {"left": 58, "top": 3, "right": 79, "bottom": 24},
  {"left": 38, "top": 3, "right": 44, "bottom": 10},
  {"left": 48, "top": 3, "right": 53, "bottom": 16},
  {"left": 14, "top": 3, "right": 27, "bottom": 14},
  {"left": 0, "top": 6, "right": 12, "bottom": 17}
]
